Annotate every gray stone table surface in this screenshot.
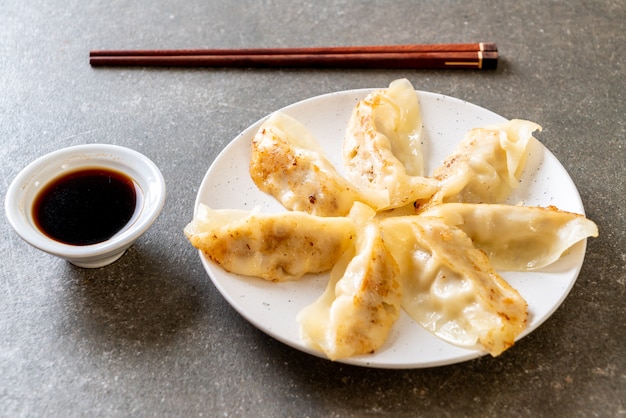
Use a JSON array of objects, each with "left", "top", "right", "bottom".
[{"left": 1, "top": 1, "right": 624, "bottom": 417}]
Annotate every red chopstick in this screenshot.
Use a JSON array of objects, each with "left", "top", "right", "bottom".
[
  {"left": 90, "top": 42, "right": 497, "bottom": 57},
  {"left": 89, "top": 43, "right": 498, "bottom": 70}
]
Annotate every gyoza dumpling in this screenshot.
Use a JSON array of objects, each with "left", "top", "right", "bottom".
[
  {"left": 343, "top": 78, "right": 438, "bottom": 210},
  {"left": 421, "top": 203, "right": 598, "bottom": 270},
  {"left": 297, "top": 202, "right": 402, "bottom": 360},
  {"left": 416, "top": 119, "right": 542, "bottom": 211},
  {"left": 348, "top": 78, "right": 426, "bottom": 176},
  {"left": 250, "top": 112, "right": 386, "bottom": 216},
  {"left": 381, "top": 215, "right": 528, "bottom": 356},
  {"left": 184, "top": 203, "right": 355, "bottom": 281}
]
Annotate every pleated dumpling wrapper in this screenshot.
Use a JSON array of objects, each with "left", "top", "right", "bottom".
[
  {"left": 184, "top": 204, "right": 355, "bottom": 281},
  {"left": 421, "top": 203, "right": 598, "bottom": 271},
  {"left": 297, "top": 202, "right": 402, "bottom": 360},
  {"left": 416, "top": 119, "right": 542, "bottom": 212},
  {"left": 343, "top": 78, "right": 438, "bottom": 211},
  {"left": 250, "top": 111, "right": 387, "bottom": 216},
  {"left": 380, "top": 215, "right": 528, "bottom": 356}
]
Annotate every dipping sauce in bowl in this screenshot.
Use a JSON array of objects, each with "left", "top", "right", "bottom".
[
  {"left": 5, "top": 144, "right": 165, "bottom": 268},
  {"left": 33, "top": 168, "right": 140, "bottom": 246}
]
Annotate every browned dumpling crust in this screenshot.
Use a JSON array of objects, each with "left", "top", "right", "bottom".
[
  {"left": 297, "top": 203, "right": 402, "bottom": 360},
  {"left": 185, "top": 204, "right": 355, "bottom": 281}
]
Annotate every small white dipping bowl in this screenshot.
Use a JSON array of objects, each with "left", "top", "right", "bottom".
[{"left": 5, "top": 144, "right": 166, "bottom": 268}]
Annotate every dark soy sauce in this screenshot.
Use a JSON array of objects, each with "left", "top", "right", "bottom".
[{"left": 33, "top": 168, "right": 138, "bottom": 245}]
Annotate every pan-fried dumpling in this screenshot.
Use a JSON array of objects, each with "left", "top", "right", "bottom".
[
  {"left": 343, "top": 79, "right": 438, "bottom": 210},
  {"left": 350, "top": 78, "right": 426, "bottom": 176},
  {"left": 297, "top": 202, "right": 402, "bottom": 360},
  {"left": 250, "top": 112, "right": 386, "bottom": 216},
  {"left": 381, "top": 215, "right": 528, "bottom": 356},
  {"left": 421, "top": 203, "right": 599, "bottom": 270},
  {"left": 416, "top": 119, "right": 542, "bottom": 211},
  {"left": 184, "top": 203, "right": 355, "bottom": 281}
]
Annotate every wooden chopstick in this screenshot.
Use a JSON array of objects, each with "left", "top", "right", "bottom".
[
  {"left": 89, "top": 43, "right": 498, "bottom": 70},
  {"left": 90, "top": 42, "right": 497, "bottom": 57}
]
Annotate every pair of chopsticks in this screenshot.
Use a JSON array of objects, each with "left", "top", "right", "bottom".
[{"left": 89, "top": 42, "right": 498, "bottom": 70}]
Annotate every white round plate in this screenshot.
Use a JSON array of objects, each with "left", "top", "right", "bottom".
[{"left": 193, "top": 88, "right": 588, "bottom": 369}]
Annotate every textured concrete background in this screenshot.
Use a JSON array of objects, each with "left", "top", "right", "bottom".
[{"left": 1, "top": 1, "right": 624, "bottom": 416}]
